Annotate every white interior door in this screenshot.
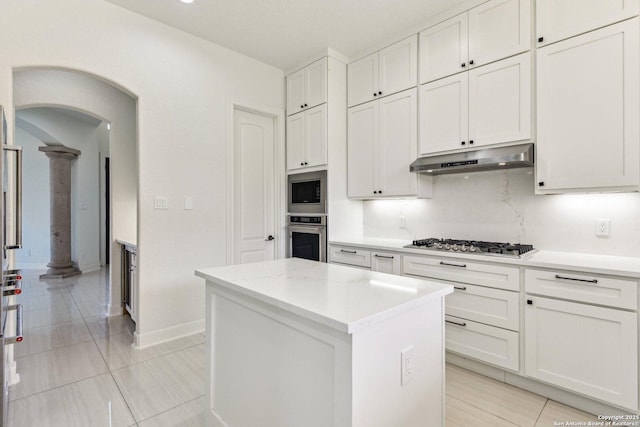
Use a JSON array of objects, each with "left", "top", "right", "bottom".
[{"left": 233, "top": 109, "right": 276, "bottom": 264}]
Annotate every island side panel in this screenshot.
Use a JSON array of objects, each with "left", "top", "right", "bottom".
[
  {"left": 351, "top": 298, "right": 445, "bottom": 427},
  {"left": 205, "top": 281, "right": 353, "bottom": 427}
]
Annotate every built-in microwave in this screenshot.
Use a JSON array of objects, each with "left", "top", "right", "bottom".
[{"left": 287, "top": 170, "right": 326, "bottom": 214}]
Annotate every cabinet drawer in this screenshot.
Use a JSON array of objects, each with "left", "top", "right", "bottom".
[
  {"left": 403, "top": 255, "right": 519, "bottom": 291},
  {"left": 525, "top": 269, "right": 637, "bottom": 310},
  {"left": 446, "top": 284, "right": 519, "bottom": 330},
  {"left": 329, "top": 246, "right": 371, "bottom": 268},
  {"left": 445, "top": 315, "right": 519, "bottom": 371},
  {"left": 371, "top": 252, "right": 401, "bottom": 275}
]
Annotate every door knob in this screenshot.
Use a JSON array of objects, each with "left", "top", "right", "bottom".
[{"left": 265, "top": 235, "right": 275, "bottom": 241}]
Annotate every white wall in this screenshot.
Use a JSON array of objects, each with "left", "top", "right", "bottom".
[
  {"left": 363, "top": 168, "right": 640, "bottom": 257},
  {"left": 0, "top": 0, "right": 285, "bottom": 347},
  {"left": 15, "top": 108, "right": 107, "bottom": 272}
]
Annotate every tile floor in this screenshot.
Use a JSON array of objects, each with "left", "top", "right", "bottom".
[{"left": 8, "top": 268, "right": 601, "bottom": 426}]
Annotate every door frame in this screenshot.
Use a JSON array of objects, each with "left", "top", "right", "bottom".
[{"left": 226, "top": 98, "right": 285, "bottom": 264}]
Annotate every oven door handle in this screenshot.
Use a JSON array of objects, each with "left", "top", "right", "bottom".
[{"left": 288, "top": 226, "right": 324, "bottom": 233}]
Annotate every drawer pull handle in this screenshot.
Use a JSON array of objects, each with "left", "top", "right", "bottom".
[
  {"left": 554, "top": 274, "right": 598, "bottom": 284},
  {"left": 453, "top": 286, "right": 467, "bottom": 291},
  {"left": 340, "top": 249, "right": 357, "bottom": 254},
  {"left": 374, "top": 254, "right": 394, "bottom": 259},
  {"left": 440, "top": 261, "right": 467, "bottom": 268},
  {"left": 445, "top": 319, "right": 467, "bottom": 327}
]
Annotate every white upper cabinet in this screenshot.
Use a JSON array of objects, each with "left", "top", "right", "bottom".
[
  {"left": 536, "top": 19, "right": 640, "bottom": 193},
  {"left": 420, "top": 53, "right": 531, "bottom": 155},
  {"left": 347, "top": 101, "right": 378, "bottom": 197},
  {"left": 348, "top": 89, "right": 417, "bottom": 198},
  {"left": 287, "top": 57, "right": 327, "bottom": 116},
  {"left": 287, "top": 104, "right": 327, "bottom": 172},
  {"left": 536, "top": 0, "right": 639, "bottom": 47},
  {"left": 468, "top": 52, "right": 531, "bottom": 147},
  {"left": 348, "top": 35, "right": 417, "bottom": 107},
  {"left": 420, "top": 14, "right": 469, "bottom": 84},
  {"left": 419, "top": 73, "right": 469, "bottom": 154},
  {"left": 420, "top": 0, "right": 530, "bottom": 84},
  {"left": 468, "top": 0, "right": 531, "bottom": 67}
]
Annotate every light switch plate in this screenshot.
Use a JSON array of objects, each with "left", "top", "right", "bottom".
[
  {"left": 154, "top": 196, "right": 168, "bottom": 210},
  {"left": 401, "top": 345, "right": 414, "bottom": 386}
]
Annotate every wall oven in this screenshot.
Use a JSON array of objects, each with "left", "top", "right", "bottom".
[
  {"left": 287, "top": 215, "right": 327, "bottom": 263},
  {"left": 287, "top": 170, "right": 326, "bottom": 214}
]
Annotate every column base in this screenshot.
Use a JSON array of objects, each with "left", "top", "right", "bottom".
[{"left": 40, "top": 267, "right": 82, "bottom": 280}]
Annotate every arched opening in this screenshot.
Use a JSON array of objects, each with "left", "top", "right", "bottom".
[{"left": 13, "top": 67, "right": 138, "bottom": 332}]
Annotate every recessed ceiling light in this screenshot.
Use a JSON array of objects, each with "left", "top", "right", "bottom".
[{"left": 178, "top": 0, "right": 194, "bottom": 4}]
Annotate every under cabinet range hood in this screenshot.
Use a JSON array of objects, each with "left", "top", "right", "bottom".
[{"left": 409, "top": 143, "right": 534, "bottom": 175}]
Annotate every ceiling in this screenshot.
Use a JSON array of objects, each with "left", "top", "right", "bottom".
[{"left": 105, "top": 0, "right": 468, "bottom": 70}]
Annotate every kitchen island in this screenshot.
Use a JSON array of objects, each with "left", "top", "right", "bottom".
[{"left": 195, "top": 258, "right": 453, "bottom": 427}]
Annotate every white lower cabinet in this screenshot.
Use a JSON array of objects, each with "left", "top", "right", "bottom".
[
  {"left": 525, "top": 295, "right": 638, "bottom": 410},
  {"left": 371, "top": 252, "right": 401, "bottom": 275},
  {"left": 445, "top": 315, "right": 519, "bottom": 371},
  {"left": 328, "top": 246, "right": 371, "bottom": 268},
  {"left": 446, "top": 283, "right": 519, "bottom": 330}
]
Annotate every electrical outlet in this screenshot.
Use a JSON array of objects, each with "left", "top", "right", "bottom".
[
  {"left": 595, "top": 219, "right": 610, "bottom": 237},
  {"left": 399, "top": 215, "right": 406, "bottom": 229},
  {"left": 401, "top": 345, "right": 414, "bottom": 386},
  {"left": 154, "top": 196, "right": 168, "bottom": 210}
]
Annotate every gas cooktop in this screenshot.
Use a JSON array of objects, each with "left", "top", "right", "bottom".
[{"left": 404, "top": 238, "right": 537, "bottom": 258}]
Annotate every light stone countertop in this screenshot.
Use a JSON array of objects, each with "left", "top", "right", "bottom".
[
  {"left": 329, "top": 237, "right": 640, "bottom": 278},
  {"left": 195, "top": 258, "right": 453, "bottom": 334}
]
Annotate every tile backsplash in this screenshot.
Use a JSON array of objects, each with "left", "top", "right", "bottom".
[{"left": 363, "top": 168, "right": 640, "bottom": 257}]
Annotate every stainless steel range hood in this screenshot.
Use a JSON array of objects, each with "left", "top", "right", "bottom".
[{"left": 409, "top": 143, "right": 534, "bottom": 175}]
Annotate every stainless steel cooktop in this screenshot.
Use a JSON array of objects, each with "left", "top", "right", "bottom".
[{"left": 404, "top": 238, "right": 537, "bottom": 258}]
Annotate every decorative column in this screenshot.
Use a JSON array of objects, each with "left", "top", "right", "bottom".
[{"left": 39, "top": 145, "right": 82, "bottom": 279}]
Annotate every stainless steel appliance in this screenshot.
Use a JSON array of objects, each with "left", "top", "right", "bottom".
[
  {"left": 287, "top": 170, "right": 327, "bottom": 214},
  {"left": 287, "top": 215, "right": 327, "bottom": 262},
  {"left": 404, "top": 238, "right": 536, "bottom": 258},
  {"left": 0, "top": 106, "right": 24, "bottom": 427}
]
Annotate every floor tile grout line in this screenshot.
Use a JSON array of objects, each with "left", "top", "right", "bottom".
[
  {"left": 533, "top": 399, "right": 551, "bottom": 426},
  {"left": 8, "top": 371, "right": 108, "bottom": 404},
  {"left": 135, "top": 394, "right": 205, "bottom": 424},
  {"left": 445, "top": 393, "right": 528, "bottom": 427}
]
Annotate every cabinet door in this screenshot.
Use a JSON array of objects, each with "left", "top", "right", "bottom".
[
  {"left": 537, "top": 0, "right": 639, "bottom": 47},
  {"left": 419, "top": 13, "right": 469, "bottom": 83},
  {"left": 378, "top": 89, "right": 417, "bottom": 196},
  {"left": 348, "top": 52, "right": 378, "bottom": 107},
  {"left": 378, "top": 35, "right": 418, "bottom": 98},
  {"left": 305, "top": 57, "right": 328, "bottom": 110},
  {"left": 468, "top": 53, "right": 531, "bottom": 147},
  {"left": 348, "top": 101, "right": 378, "bottom": 198},
  {"left": 419, "top": 74, "right": 468, "bottom": 155},
  {"left": 525, "top": 296, "right": 638, "bottom": 410},
  {"left": 537, "top": 20, "right": 640, "bottom": 192},
  {"left": 468, "top": 0, "right": 530, "bottom": 67},
  {"left": 286, "top": 113, "right": 305, "bottom": 171},
  {"left": 371, "top": 252, "right": 401, "bottom": 275},
  {"left": 287, "top": 69, "right": 306, "bottom": 115},
  {"left": 305, "top": 104, "right": 327, "bottom": 168}
]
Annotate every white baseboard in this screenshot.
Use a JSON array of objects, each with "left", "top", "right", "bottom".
[
  {"left": 106, "top": 304, "right": 123, "bottom": 317},
  {"left": 133, "top": 318, "right": 205, "bottom": 349},
  {"left": 79, "top": 262, "right": 101, "bottom": 273}
]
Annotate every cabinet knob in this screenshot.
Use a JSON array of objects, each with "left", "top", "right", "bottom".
[
  {"left": 378, "top": 91, "right": 382, "bottom": 95},
  {"left": 538, "top": 181, "right": 545, "bottom": 187},
  {"left": 300, "top": 104, "right": 304, "bottom": 109},
  {"left": 538, "top": 36, "right": 544, "bottom": 43},
  {"left": 304, "top": 103, "right": 308, "bottom": 107},
  {"left": 304, "top": 162, "right": 308, "bottom": 165},
  {"left": 461, "top": 63, "right": 466, "bottom": 68},
  {"left": 461, "top": 141, "right": 466, "bottom": 146},
  {"left": 469, "top": 140, "right": 474, "bottom": 145},
  {"left": 300, "top": 162, "right": 304, "bottom": 166},
  {"left": 373, "top": 190, "right": 378, "bottom": 194},
  {"left": 527, "top": 299, "right": 533, "bottom": 305},
  {"left": 378, "top": 190, "right": 382, "bottom": 194},
  {"left": 469, "top": 60, "right": 475, "bottom": 65},
  {"left": 373, "top": 93, "right": 377, "bottom": 97}
]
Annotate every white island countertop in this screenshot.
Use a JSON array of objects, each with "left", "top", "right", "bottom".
[{"left": 196, "top": 258, "right": 453, "bottom": 334}]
